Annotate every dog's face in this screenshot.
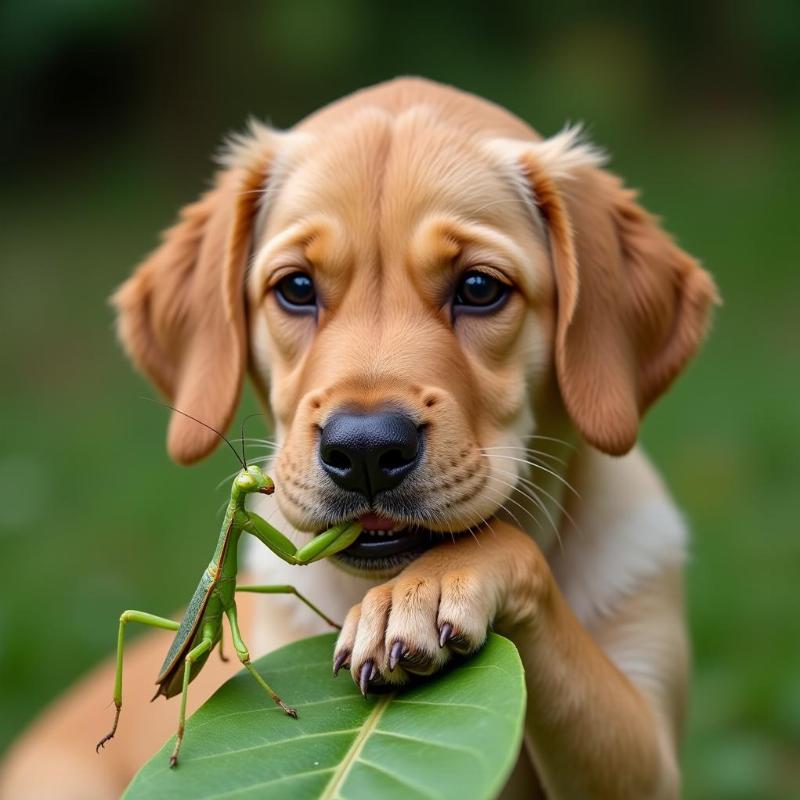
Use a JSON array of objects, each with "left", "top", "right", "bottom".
[
  {"left": 246, "top": 109, "right": 556, "bottom": 564},
  {"left": 113, "top": 79, "right": 717, "bottom": 577}
]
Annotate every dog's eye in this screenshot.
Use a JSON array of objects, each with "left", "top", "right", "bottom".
[
  {"left": 454, "top": 271, "right": 509, "bottom": 311},
  {"left": 275, "top": 272, "right": 316, "bottom": 310}
]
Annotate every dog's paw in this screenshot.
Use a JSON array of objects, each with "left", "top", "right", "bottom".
[{"left": 332, "top": 567, "right": 492, "bottom": 694}]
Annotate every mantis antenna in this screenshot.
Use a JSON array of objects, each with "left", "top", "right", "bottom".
[
  {"left": 142, "top": 398, "right": 246, "bottom": 468},
  {"left": 238, "top": 412, "right": 264, "bottom": 468}
]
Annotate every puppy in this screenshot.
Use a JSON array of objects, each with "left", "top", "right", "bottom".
[{"left": 0, "top": 77, "right": 717, "bottom": 800}]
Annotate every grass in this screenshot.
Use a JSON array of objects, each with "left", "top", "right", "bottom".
[{"left": 0, "top": 116, "right": 798, "bottom": 799}]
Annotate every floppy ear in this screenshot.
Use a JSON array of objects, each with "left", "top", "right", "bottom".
[
  {"left": 112, "top": 126, "right": 276, "bottom": 464},
  {"left": 517, "top": 130, "right": 720, "bottom": 455}
]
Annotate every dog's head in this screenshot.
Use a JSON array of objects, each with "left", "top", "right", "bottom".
[{"left": 114, "top": 79, "right": 717, "bottom": 575}]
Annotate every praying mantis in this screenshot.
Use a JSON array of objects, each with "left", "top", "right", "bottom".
[{"left": 96, "top": 409, "right": 361, "bottom": 767}]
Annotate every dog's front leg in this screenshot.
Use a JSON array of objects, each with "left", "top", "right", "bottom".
[{"left": 334, "top": 519, "right": 683, "bottom": 800}]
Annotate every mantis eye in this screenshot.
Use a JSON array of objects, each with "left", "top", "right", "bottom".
[{"left": 236, "top": 474, "right": 256, "bottom": 490}]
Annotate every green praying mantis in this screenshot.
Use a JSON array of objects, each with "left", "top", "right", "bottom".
[{"left": 96, "top": 409, "right": 361, "bottom": 767}]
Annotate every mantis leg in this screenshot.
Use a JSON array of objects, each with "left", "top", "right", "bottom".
[
  {"left": 238, "top": 512, "right": 299, "bottom": 563},
  {"left": 242, "top": 512, "right": 362, "bottom": 565},
  {"left": 236, "top": 584, "right": 341, "bottom": 629},
  {"left": 217, "top": 625, "right": 229, "bottom": 662},
  {"left": 169, "top": 636, "right": 213, "bottom": 768},
  {"left": 96, "top": 611, "right": 180, "bottom": 753},
  {"left": 294, "top": 521, "right": 362, "bottom": 563},
  {"left": 224, "top": 603, "right": 298, "bottom": 719}
]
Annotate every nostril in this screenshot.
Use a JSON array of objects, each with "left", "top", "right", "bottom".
[
  {"left": 323, "top": 448, "right": 351, "bottom": 472},
  {"left": 378, "top": 448, "right": 412, "bottom": 473},
  {"left": 318, "top": 411, "right": 421, "bottom": 497}
]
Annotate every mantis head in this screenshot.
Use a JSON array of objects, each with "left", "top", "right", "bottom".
[{"left": 234, "top": 464, "right": 275, "bottom": 496}]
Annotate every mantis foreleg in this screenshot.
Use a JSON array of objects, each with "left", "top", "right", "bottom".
[
  {"left": 95, "top": 611, "right": 180, "bottom": 752},
  {"left": 224, "top": 603, "right": 297, "bottom": 718},
  {"left": 237, "top": 511, "right": 298, "bottom": 562},
  {"left": 236, "top": 584, "right": 341, "bottom": 629},
  {"left": 241, "top": 511, "right": 361, "bottom": 565},
  {"left": 294, "top": 521, "right": 361, "bottom": 563},
  {"left": 169, "top": 635, "right": 213, "bottom": 768}
]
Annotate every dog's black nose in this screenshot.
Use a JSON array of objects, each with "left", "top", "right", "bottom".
[{"left": 319, "top": 412, "right": 421, "bottom": 499}]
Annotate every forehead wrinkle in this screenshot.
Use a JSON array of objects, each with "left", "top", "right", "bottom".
[
  {"left": 368, "top": 112, "right": 393, "bottom": 311},
  {"left": 407, "top": 216, "right": 545, "bottom": 300},
  {"left": 275, "top": 109, "right": 395, "bottom": 315},
  {"left": 377, "top": 111, "right": 539, "bottom": 282},
  {"left": 380, "top": 112, "right": 516, "bottom": 217},
  {"left": 249, "top": 220, "right": 311, "bottom": 295},
  {"left": 420, "top": 216, "right": 529, "bottom": 269},
  {"left": 250, "top": 217, "right": 343, "bottom": 287},
  {"left": 280, "top": 110, "right": 392, "bottom": 231}
]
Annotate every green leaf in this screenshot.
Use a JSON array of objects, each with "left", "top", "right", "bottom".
[{"left": 124, "top": 633, "right": 526, "bottom": 800}]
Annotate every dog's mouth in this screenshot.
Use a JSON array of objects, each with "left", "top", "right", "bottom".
[{"left": 329, "top": 513, "right": 454, "bottom": 576}]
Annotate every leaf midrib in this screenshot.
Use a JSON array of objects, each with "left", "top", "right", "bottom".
[{"left": 319, "top": 693, "right": 393, "bottom": 800}]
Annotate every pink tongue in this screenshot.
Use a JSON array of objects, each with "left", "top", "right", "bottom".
[{"left": 358, "top": 514, "right": 396, "bottom": 531}]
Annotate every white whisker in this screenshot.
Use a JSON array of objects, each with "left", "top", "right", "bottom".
[
  {"left": 511, "top": 470, "right": 577, "bottom": 535},
  {"left": 250, "top": 455, "right": 277, "bottom": 466},
  {"left": 482, "top": 472, "right": 561, "bottom": 547},
  {"left": 478, "top": 482, "right": 536, "bottom": 537},
  {"left": 479, "top": 445, "right": 565, "bottom": 467},
  {"left": 215, "top": 468, "right": 243, "bottom": 491},
  {"left": 481, "top": 453, "right": 580, "bottom": 497},
  {"left": 518, "top": 434, "right": 576, "bottom": 451},
  {"left": 488, "top": 463, "right": 576, "bottom": 548}
]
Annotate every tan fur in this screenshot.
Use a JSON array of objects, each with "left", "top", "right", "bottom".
[
  {"left": 111, "top": 136, "right": 277, "bottom": 464},
  {"left": 536, "top": 159, "right": 718, "bottom": 455},
  {"left": 1, "top": 78, "right": 716, "bottom": 799}
]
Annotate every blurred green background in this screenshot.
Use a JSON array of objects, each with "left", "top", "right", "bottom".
[{"left": 1, "top": 2, "right": 798, "bottom": 797}]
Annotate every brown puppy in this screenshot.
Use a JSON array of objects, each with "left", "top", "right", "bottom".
[{"left": 0, "top": 78, "right": 717, "bottom": 799}]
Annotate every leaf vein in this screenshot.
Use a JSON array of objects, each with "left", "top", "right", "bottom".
[
  {"left": 197, "top": 766, "right": 336, "bottom": 799},
  {"left": 319, "top": 695, "right": 393, "bottom": 799},
  {"left": 191, "top": 694, "right": 360, "bottom": 732},
  {"left": 393, "top": 698, "right": 515, "bottom": 722},
  {"left": 352, "top": 757, "right": 440, "bottom": 799},
  {"left": 373, "top": 729, "right": 486, "bottom": 761},
  {"left": 188, "top": 727, "right": 360, "bottom": 762}
]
